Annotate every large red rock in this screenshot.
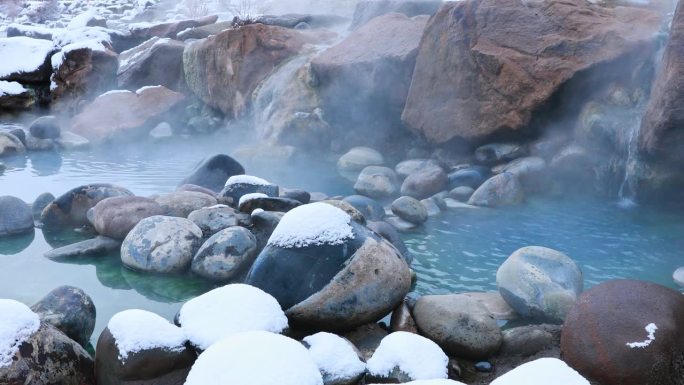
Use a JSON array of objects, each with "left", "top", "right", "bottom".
[
  {"left": 117, "top": 37, "right": 186, "bottom": 91},
  {"left": 561, "top": 280, "right": 684, "bottom": 385},
  {"left": 402, "top": 0, "right": 662, "bottom": 143}
]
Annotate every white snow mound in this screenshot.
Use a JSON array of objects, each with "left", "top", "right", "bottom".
[
  {"left": 225, "top": 174, "right": 271, "bottom": 186},
  {"left": 367, "top": 331, "right": 449, "bottom": 381},
  {"left": 0, "top": 81, "right": 27, "bottom": 96},
  {"left": 0, "top": 37, "right": 54, "bottom": 78},
  {"left": 107, "top": 309, "right": 187, "bottom": 361},
  {"left": 0, "top": 299, "right": 40, "bottom": 368},
  {"left": 184, "top": 331, "right": 323, "bottom": 385},
  {"left": 490, "top": 358, "right": 590, "bottom": 385},
  {"left": 303, "top": 332, "right": 366, "bottom": 381},
  {"left": 369, "top": 381, "right": 467, "bottom": 385},
  {"left": 239, "top": 192, "right": 268, "bottom": 207},
  {"left": 178, "top": 284, "right": 288, "bottom": 350},
  {"left": 268, "top": 202, "right": 354, "bottom": 248}
]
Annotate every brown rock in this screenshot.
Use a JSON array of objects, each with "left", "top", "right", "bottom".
[
  {"left": 90, "top": 196, "right": 165, "bottom": 240},
  {"left": 117, "top": 37, "right": 186, "bottom": 91},
  {"left": 402, "top": 0, "right": 661, "bottom": 143}
]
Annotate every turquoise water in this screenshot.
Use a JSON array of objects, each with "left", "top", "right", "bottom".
[{"left": 1, "top": 132, "right": 683, "bottom": 344}]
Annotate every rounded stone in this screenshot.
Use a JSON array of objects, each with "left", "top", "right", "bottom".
[
  {"left": 395, "top": 159, "right": 442, "bottom": 179},
  {"left": 337, "top": 147, "right": 384, "bottom": 175},
  {"left": 30, "top": 285, "right": 96, "bottom": 347},
  {"left": 238, "top": 196, "right": 302, "bottom": 214},
  {"left": 474, "top": 143, "right": 526, "bottom": 165},
  {"left": 448, "top": 167, "right": 489, "bottom": 189},
  {"left": 468, "top": 172, "right": 524, "bottom": 207},
  {"left": 179, "top": 154, "right": 245, "bottom": 193},
  {"left": 41, "top": 184, "right": 134, "bottom": 227},
  {"left": 32, "top": 192, "right": 55, "bottom": 220},
  {"left": 353, "top": 166, "right": 399, "bottom": 199},
  {"left": 497, "top": 246, "right": 583, "bottom": 323},
  {"left": 154, "top": 191, "right": 218, "bottom": 218},
  {"left": 121, "top": 215, "right": 203, "bottom": 274},
  {"left": 29, "top": 116, "right": 61, "bottom": 139},
  {"left": 0, "top": 195, "right": 33, "bottom": 236},
  {"left": 366, "top": 220, "right": 412, "bottom": 264},
  {"left": 391, "top": 196, "right": 428, "bottom": 225},
  {"left": 90, "top": 196, "right": 165, "bottom": 240},
  {"left": 449, "top": 186, "right": 475, "bottom": 202},
  {"left": 187, "top": 205, "right": 250, "bottom": 237},
  {"left": 218, "top": 176, "right": 279, "bottom": 205},
  {"left": 400, "top": 166, "right": 448, "bottom": 199},
  {"left": 191, "top": 227, "right": 258, "bottom": 281},
  {"left": 0, "top": 131, "right": 26, "bottom": 156}
]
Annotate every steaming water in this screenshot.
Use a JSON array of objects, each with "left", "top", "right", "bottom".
[
  {"left": 616, "top": 113, "right": 641, "bottom": 208},
  {"left": 1, "top": 134, "right": 683, "bottom": 344}
]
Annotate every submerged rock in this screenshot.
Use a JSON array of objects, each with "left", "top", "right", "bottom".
[
  {"left": 90, "top": 196, "right": 164, "bottom": 239},
  {"left": 468, "top": 173, "right": 524, "bottom": 207},
  {"left": 191, "top": 226, "right": 258, "bottom": 282},
  {"left": 44, "top": 236, "right": 121, "bottom": 260},
  {"left": 41, "top": 184, "right": 133, "bottom": 228},
  {"left": 30, "top": 285, "right": 96, "bottom": 347},
  {"left": 179, "top": 154, "right": 245, "bottom": 193},
  {"left": 0, "top": 196, "right": 33, "bottom": 236}
]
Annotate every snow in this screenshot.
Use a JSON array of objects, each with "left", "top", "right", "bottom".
[
  {"left": 0, "top": 80, "right": 27, "bottom": 96},
  {"left": 626, "top": 323, "right": 658, "bottom": 348},
  {"left": 303, "top": 332, "right": 366, "bottom": 382},
  {"left": 99, "top": 89, "right": 133, "bottom": 97},
  {"left": 185, "top": 331, "right": 323, "bottom": 385},
  {"left": 67, "top": 10, "right": 98, "bottom": 30},
  {"left": 107, "top": 309, "right": 187, "bottom": 361},
  {"left": 490, "top": 358, "right": 590, "bottom": 385},
  {"left": 136, "top": 85, "right": 163, "bottom": 95},
  {"left": 178, "top": 284, "right": 288, "bottom": 350},
  {"left": 225, "top": 174, "right": 272, "bottom": 186},
  {"left": 267, "top": 202, "right": 354, "bottom": 248},
  {"left": 7, "top": 23, "right": 58, "bottom": 38},
  {"left": 367, "top": 331, "right": 449, "bottom": 381},
  {"left": 53, "top": 27, "right": 111, "bottom": 49},
  {"left": 51, "top": 38, "right": 109, "bottom": 70},
  {"left": 239, "top": 192, "right": 268, "bottom": 207},
  {"left": 0, "top": 299, "right": 40, "bottom": 368},
  {"left": 369, "top": 381, "right": 466, "bottom": 385},
  {"left": 0, "top": 37, "right": 53, "bottom": 78}
]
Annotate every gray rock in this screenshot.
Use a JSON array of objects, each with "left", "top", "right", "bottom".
[
  {"left": 121, "top": 216, "right": 203, "bottom": 274},
  {"left": 444, "top": 198, "right": 480, "bottom": 210},
  {"left": 91, "top": 196, "right": 165, "bottom": 239},
  {"left": 44, "top": 236, "right": 121, "bottom": 260},
  {"left": 188, "top": 205, "right": 250, "bottom": 237},
  {"left": 474, "top": 143, "right": 527, "bottom": 165},
  {"left": 366, "top": 220, "right": 412, "bottom": 265},
  {"left": 384, "top": 215, "right": 418, "bottom": 232},
  {"left": 0, "top": 195, "right": 33, "bottom": 236},
  {"left": 447, "top": 166, "right": 489, "bottom": 189},
  {"left": 32, "top": 192, "right": 55, "bottom": 220},
  {"left": 179, "top": 154, "right": 245, "bottom": 193},
  {"left": 342, "top": 195, "right": 384, "bottom": 221},
  {"left": 55, "top": 131, "right": 90, "bottom": 150},
  {"left": 280, "top": 188, "right": 311, "bottom": 204},
  {"left": 395, "top": 158, "right": 442, "bottom": 179},
  {"left": 390, "top": 301, "right": 418, "bottom": 333},
  {"left": 0, "top": 161, "right": 5, "bottom": 172},
  {"left": 41, "top": 184, "right": 134, "bottom": 227},
  {"left": 250, "top": 210, "right": 284, "bottom": 252},
  {"left": 499, "top": 325, "right": 555, "bottom": 357},
  {"left": 400, "top": 166, "right": 448, "bottom": 199},
  {"left": 238, "top": 196, "right": 302, "bottom": 214},
  {"left": 191, "top": 227, "right": 258, "bottom": 281},
  {"left": 7, "top": 127, "right": 26, "bottom": 146},
  {"left": 0, "top": 131, "right": 26, "bottom": 156},
  {"left": 149, "top": 122, "right": 173, "bottom": 140},
  {"left": 29, "top": 116, "right": 61, "bottom": 139},
  {"left": 177, "top": 184, "right": 217, "bottom": 197},
  {"left": 496, "top": 156, "right": 547, "bottom": 192},
  {"left": 497, "top": 246, "right": 583, "bottom": 323},
  {"left": 458, "top": 292, "right": 518, "bottom": 320},
  {"left": 413, "top": 294, "right": 503, "bottom": 359},
  {"left": 420, "top": 198, "right": 441, "bottom": 216},
  {"left": 468, "top": 173, "right": 524, "bottom": 207},
  {"left": 343, "top": 323, "right": 389, "bottom": 361},
  {"left": 25, "top": 134, "right": 55, "bottom": 151},
  {"left": 155, "top": 191, "right": 218, "bottom": 218},
  {"left": 337, "top": 147, "right": 384, "bottom": 181},
  {"left": 449, "top": 186, "right": 475, "bottom": 202},
  {"left": 354, "top": 166, "right": 400, "bottom": 199},
  {"left": 674, "top": 266, "right": 684, "bottom": 287},
  {"left": 391, "top": 196, "right": 428, "bottom": 224},
  {"left": 31, "top": 285, "right": 96, "bottom": 347}
]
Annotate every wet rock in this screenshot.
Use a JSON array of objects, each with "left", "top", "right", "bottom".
[
  {"left": 499, "top": 325, "right": 555, "bottom": 358},
  {"left": 0, "top": 37, "right": 54, "bottom": 83},
  {"left": 90, "top": 196, "right": 165, "bottom": 239},
  {"left": 249, "top": 210, "right": 284, "bottom": 252},
  {"left": 343, "top": 195, "right": 385, "bottom": 221},
  {"left": 354, "top": 166, "right": 400, "bottom": 199},
  {"left": 0, "top": 195, "right": 33, "bottom": 236},
  {"left": 475, "top": 143, "right": 527, "bottom": 166},
  {"left": 391, "top": 196, "right": 427, "bottom": 225},
  {"left": 188, "top": 205, "right": 250, "bottom": 237},
  {"left": 561, "top": 280, "right": 684, "bottom": 385},
  {"left": 496, "top": 156, "right": 547, "bottom": 192},
  {"left": 448, "top": 166, "right": 490, "bottom": 189},
  {"left": 458, "top": 292, "right": 518, "bottom": 321},
  {"left": 69, "top": 86, "right": 185, "bottom": 143},
  {"left": 179, "top": 154, "right": 245, "bottom": 193},
  {"left": 154, "top": 191, "right": 218, "bottom": 218},
  {"left": 238, "top": 196, "right": 302, "bottom": 214},
  {"left": 395, "top": 159, "right": 442, "bottom": 179},
  {"left": 402, "top": 0, "right": 661, "bottom": 143},
  {"left": 366, "top": 220, "right": 411, "bottom": 264},
  {"left": 31, "top": 285, "right": 96, "bottom": 347},
  {"left": 121, "top": 215, "right": 203, "bottom": 274},
  {"left": 390, "top": 301, "right": 418, "bottom": 333},
  {"left": 401, "top": 166, "right": 448, "bottom": 200},
  {"left": 246, "top": 202, "right": 411, "bottom": 330},
  {"left": 337, "top": 147, "right": 384, "bottom": 181},
  {"left": 350, "top": 0, "right": 442, "bottom": 30},
  {"left": 25, "top": 134, "right": 55, "bottom": 151},
  {"left": 44, "top": 236, "right": 121, "bottom": 260},
  {"left": 549, "top": 144, "right": 597, "bottom": 193},
  {"left": 41, "top": 184, "right": 133, "bottom": 227},
  {"left": 343, "top": 323, "right": 389, "bottom": 361},
  {"left": 56, "top": 131, "right": 90, "bottom": 150},
  {"left": 219, "top": 175, "right": 279, "bottom": 204},
  {"left": 449, "top": 186, "right": 474, "bottom": 202},
  {"left": 29, "top": 116, "right": 61, "bottom": 139},
  {"left": 474, "top": 361, "right": 493, "bottom": 373},
  {"left": 191, "top": 226, "right": 258, "bottom": 281},
  {"left": 497, "top": 246, "right": 583, "bottom": 323},
  {"left": 6, "top": 127, "right": 26, "bottom": 146},
  {"left": 0, "top": 131, "right": 26, "bottom": 156},
  {"left": 468, "top": 173, "right": 524, "bottom": 207},
  {"left": 414, "top": 294, "right": 503, "bottom": 359},
  {"left": 32, "top": 192, "right": 54, "bottom": 220},
  {"left": 280, "top": 188, "right": 311, "bottom": 204},
  {"left": 117, "top": 37, "right": 186, "bottom": 91}
]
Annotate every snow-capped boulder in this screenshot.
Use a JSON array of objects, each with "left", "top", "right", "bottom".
[
  {"left": 238, "top": 195, "right": 302, "bottom": 214},
  {"left": 191, "top": 227, "right": 258, "bottom": 281},
  {"left": 177, "top": 284, "right": 288, "bottom": 351},
  {"left": 30, "top": 286, "right": 96, "bottom": 347},
  {"left": 154, "top": 190, "right": 217, "bottom": 218},
  {"left": 490, "top": 358, "right": 589, "bottom": 385},
  {"left": 184, "top": 331, "right": 323, "bottom": 385},
  {"left": 246, "top": 202, "right": 412, "bottom": 330},
  {"left": 366, "top": 331, "right": 449, "bottom": 382},
  {"left": 90, "top": 196, "right": 165, "bottom": 240},
  {"left": 0, "top": 299, "right": 40, "bottom": 368},
  {"left": 0, "top": 37, "right": 54, "bottom": 83},
  {"left": 95, "top": 309, "right": 196, "bottom": 385},
  {"left": 41, "top": 183, "right": 133, "bottom": 227},
  {"left": 0, "top": 196, "right": 33, "bottom": 237},
  {"left": 179, "top": 154, "right": 245, "bottom": 193},
  {"left": 129, "top": 15, "right": 219, "bottom": 44},
  {"left": 368, "top": 381, "right": 466, "bottom": 385},
  {"left": 0, "top": 81, "right": 34, "bottom": 110},
  {"left": 303, "top": 332, "right": 366, "bottom": 385},
  {"left": 218, "top": 175, "right": 279, "bottom": 204}
]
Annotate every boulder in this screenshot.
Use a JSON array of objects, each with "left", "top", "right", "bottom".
[
  {"left": 353, "top": 166, "right": 400, "bottom": 199},
  {"left": 498, "top": 325, "right": 556, "bottom": 358},
  {"left": 154, "top": 191, "right": 218, "bottom": 218},
  {"left": 117, "top": 37, "right": 186, "bottom": 91},
  {"left": 218, "top": 175, "right": 279, "bottom": 204},
  {"left": 395, "top": 159, "right": 442, "bottom": 179},
  {"left": 391, "top": 196, "right": 428, "bottom": 225},
  {"left": 0, "top": 36, "right": 54, "bottom": 83},
  {"left": 32, "top": 192, "right": 55, "bottom": 220},
  {"left": 449, "top": 186, "right": 474, "bottom": 202},
  {"left": 130, "top": 15, "right": 219, "bottom": 43},
  {"left": 41, "top": 184, "right": 133, "bottom": 227},
  {"left": 496, "top": 156, "right": 547, "bottom": 192},
  {"left": 0, "top": 196, "right": 33, "bottom": 236},
  {"left": 191, "top": 226, "right": 258, "bottom": 281},
  {"left": 29, "top": 116, "right": 61, "bottom": 139},
  {"left": 44, "top": 236, "right": 121, "bottom": 260},
  {"left": 497, "top": 246, "right": 583, "bottom": 323},
  {"left": 343, "top": 323, "right": 389, "bottom": 361},
  {"left": 413, "top": 294, "right": 503, "bottom": 359},
  {"left": 367, "top": 220, "right": 412, "bottom": 264},
  {"left": 245, "top": 202, "right": 412, "bottom": 330},
  {"left": 121, "top": 215, "right": 203, "bottom": 274},
  {"left": 0, "top": 131, "right": 26, "bottom": 156},
  {"left": 90, "top": 196, "right": 165, "bottom": 239},
  {"left": 366, "top": 331, "right": 448, "bottom": 382},
  {"left": 337, "top": 147, "right": 384, "bottom": 181},
  {"left": 448, "top": 166, "right": 490, "bottom": 189},
  {"left": 343, "top": 195, "right": 385, "bottom": 221},
  {"left": 176, "top": 21, "right": 233, "bottom": 40},
  {"left": 280, "top": 188, "right": 311, "bottom": 204},
  {"left": 238, "top": 195, "right": 302, "bottom": 213},
  {"left": 467, "top": 173, "right": 524, "bottom": 207},
  {"left": 402, "top": 0, "right": 662, "bottom": 143},
  {"left": 561, "top": 280, "right": 684, "bottom": 385},
  {"left": 188, "top": 205, "right": 251, "bottom": 237},
  {"left": 0, "top": 82, "right": 34, "bottom": 111},
  {"left": 400, "top": 166, "right": 448, "bottom": 199},
  {"left": 302, "top": 332, "right": 366, "bottom": 385},
  {"left": 30, "top": 285, "right": 95, "bottom": 347},
  {"left": 24, "top": 134, "right": 55, "bottom": 151},
  {"left": 69, "top": 86, "right": 185, "bottom": 143},
  {"left": 179, "top": 154, "right": 245, "bottom": 193},
  {"left": 56, "top": 131, "right": 90, "bottom": 150},
  {"left": 249, "top": 210, "right": 284, "bottom": 252},
  {"left": 389, "top": 301, "right": 418, "bottom": 333},
  {"left": 350, "top": 0, "right": 442, "bottom": 30}
]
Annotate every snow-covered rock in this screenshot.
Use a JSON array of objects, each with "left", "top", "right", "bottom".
[
  {"left": 225, "top": 175, "right": 271, "bottom": 186},
  {"left": 106, "top": 309, "right": 187, "bottom": 360},
  {"left": 267, "top": 202, "right": 355, "bottom": 248},
  {"left": 178, "top": 284, "right": 288, "bottom": 350},
  {"left": 219, "top": 174, "right": 279, "bottom": 203},
  {"left": 369, "top": 381, "right": 466, "bottom": 385},
  {"left": 303, "top": 332, "right": 366, "bottom": 385},
  {"left": 185, "top": 331, "right": 323, "bottom": 385},
  {"left": 0, "top": 299, "right": 40, "bottom": 368},
  {"left": 366, "top": 331, "right": 449, "bottom": 382},
  {"left": 0, "top": 36, "right": 53, "bottom": 82},
  {"left": 490, "top": 358, "right": 590, "bottom": 385},
  {"left": 0, "top": 81, "right": 26, "bottom": 96},
  {"left": 238, "top": 192, "right": 269, "bottom": 208}
]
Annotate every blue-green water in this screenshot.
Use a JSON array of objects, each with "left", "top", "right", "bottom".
[{"left": 1, "top": 132, "right": 683, "bottom": 343}]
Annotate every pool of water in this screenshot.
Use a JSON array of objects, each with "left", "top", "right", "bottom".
[{"left": 1, "top": 132, "right": 683, "bottom": 345}]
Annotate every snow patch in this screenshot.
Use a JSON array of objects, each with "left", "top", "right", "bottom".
[
  {"left": 304, "top": 332, "right": 366, "bottom": 381},
  {"left": 367, "top": 331, "right": 448, "bottom": 381},
  {"left": 268, "top": 202, "right": 354, "bottom": 248},
  {"left": 0, "top": 81, "right": 27, "bottom": 96},
  {"left": 178, "top": 284, "right": 288, "bottom": 350},
  {"left": 0, "top": 299, "right": 40, "bottom": 368},
  {"left": 369, "top": 381, "right": 466, "bottom": 385},
  {"left": 136, "top": 85, "right": 163, "bottom": 95},
  {"left": 626, "top": 323, "right": 658, "bottom": 349},
  {"left": 53, "top": 27, "right": 111, "bottom": 49},
  {"left": 107, "top": 309, "right": 187, "bottom": 361},
  {"left": 0, "top": 37, "right": 53, "bottom": 78},
  {"left": 225, "top": 174, "right": 272, "bottom": 186},
  {"left": 239, "top": 192, "right": 268, "bottom": 207},
  {"left": 185, "top": 331, "right": 323, "bottom": 385},
  {"left": 100, "top": 89, "right": 133, "bottom": 97},
  {"left": 67, "top": 10, "right": 99, "bottom": 30},
  {"left": 490, "top": 358, "right": 590, "bottom": 385}
]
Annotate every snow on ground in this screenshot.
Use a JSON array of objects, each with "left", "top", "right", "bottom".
[
  {"left": 239, "top": 192, "right": 268, "bottom": 207},
  {"left": 185, "top": 331, "right": 323, "bottom": 385},
  {"left": 268, "top": 202, "right": 355, "bottom": 248},
  {"left": 225, "top": 174, "right": 272, "bottom": 186},
  {"left": 303, "top": 332, "right": 366, "bottom": 382},
  {"left": 0, "top": 36, "right": 52, "bottom": 78},
  {"left": 178, "top": 284, "right": 288, "bottom": 350},
  {"left": 368, "top": 381, "right": 467, "bottom": 385},
  {"left": 490, "top": 358, "right": 590, "bottom": 385},
  {"left": 367, "top": 331, "right": 449, "bottom": 381},
  {"left": 0, "top": 299, "right": 40, "bottom": 368},
  {"left": 107, "top": 309, "right": 187, "bottom": 361},
  {"left": 0, "top": 80, "right": 27, "bottom": 95}
]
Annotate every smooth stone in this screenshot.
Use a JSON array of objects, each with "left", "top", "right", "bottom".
[
  {"left": 0, "top": 131, "right": 26, "bottom": 156},
  {"left": 384, "top": 215, "right": 418, "bottom": 232},
  {"left": 56, "top": 131, "right": 90, "bottom": 150},
  {"left": 44, "top": 236, "right": 122, "bottom": 260},
  {"left": 179, "top": 154, "right": 245, "bottom": 192},
  {"left": 280, "top": 188, "right": 311, "bottom": 204},
  {"left": 468, "top": 173, "right": 524, "bottom": 207},
  {"left": 25, "top": 134, "right": 55, "bottom": 151},
  {"left": 191, "top": 227, "right": 258, "bottom": 281},
  {"left": 421, "top": 197, "right": 441, "bottom": 216},
  {"left": 447, "top": 166, "right": 490, "bottom": 189},
  {"left": 353, "top": 165, "right": 400, "bottom": 199},
  {"left": 400, "top": 165, "right": 448, "bottom": 199},
  {"left": 177, "top": 184, "right": 217, "bottom": 196},
  {"left": 367, "top": 220, "right": 412, "bottom": 265},
  {"left": 474, "top": 361, "right": 493, "bottom": 373},
  {"left": 0, "top": 195, "right": 33, "bottom": 236},
  {"left": 322, "top": 200, "right": 367, "bottom": 224},
  {"left": 499, "top": 325, "right": 556, "bottom": 357},
  {"left": 29, "top": 115, "right": 61, "bottom": 139},
  {"left": 249, "top": 210, "right": 284, "bottom": 252},
  {"left": 154, "top": 191, "right": 218, "bottom": 218},
  {"left": 7, "top": 127, "right": 26, "bottom": 146},
  {"left": 188, "top": 205, "right": 251, "bottom": 237},
  {"left": 390, "top": 301, "right": 418, "bottom": 333},
  {"left": 41, "top": 184, "right": 134, "bottom": 227},
  {"left": 459, "top": 292, "right": 518, "bottom": 320},
  {"left": 337, "top": 147, "right": 384, "bottom": 177},
  {"left": 343, "top": 195, "right": 385, "bottom": 221},
  {"left": 343, "top": 323, "right": 389, "bottom": 360},
  {"left": 449, "top": 186, "right": 474, "bottom": 202},
  {"left": 673, "top": 266, "right": 684, "bottom": 287},
  {"left": 32, "top": 192, "right": 55, "bottom": 220},
  {"left": 395, "top": 158, "right": 442, "bottom": 179},
  {"left": 31, "top": 285, "right": 96, "bottom": 347},
  {"left": 90, "top": 196, "right": 165, "bottom": 240},
  {"left": 391, "top": 196, "right": 428, "bottom": 224},
  {"left": 443, "top": 198, "right": 480, "bottom": 210},
  {"left": 219, "top": 181, "right": 279, "bottom": 206},
  {"left": 238, "top": 196, "right": 301, "bottom": 214}
]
